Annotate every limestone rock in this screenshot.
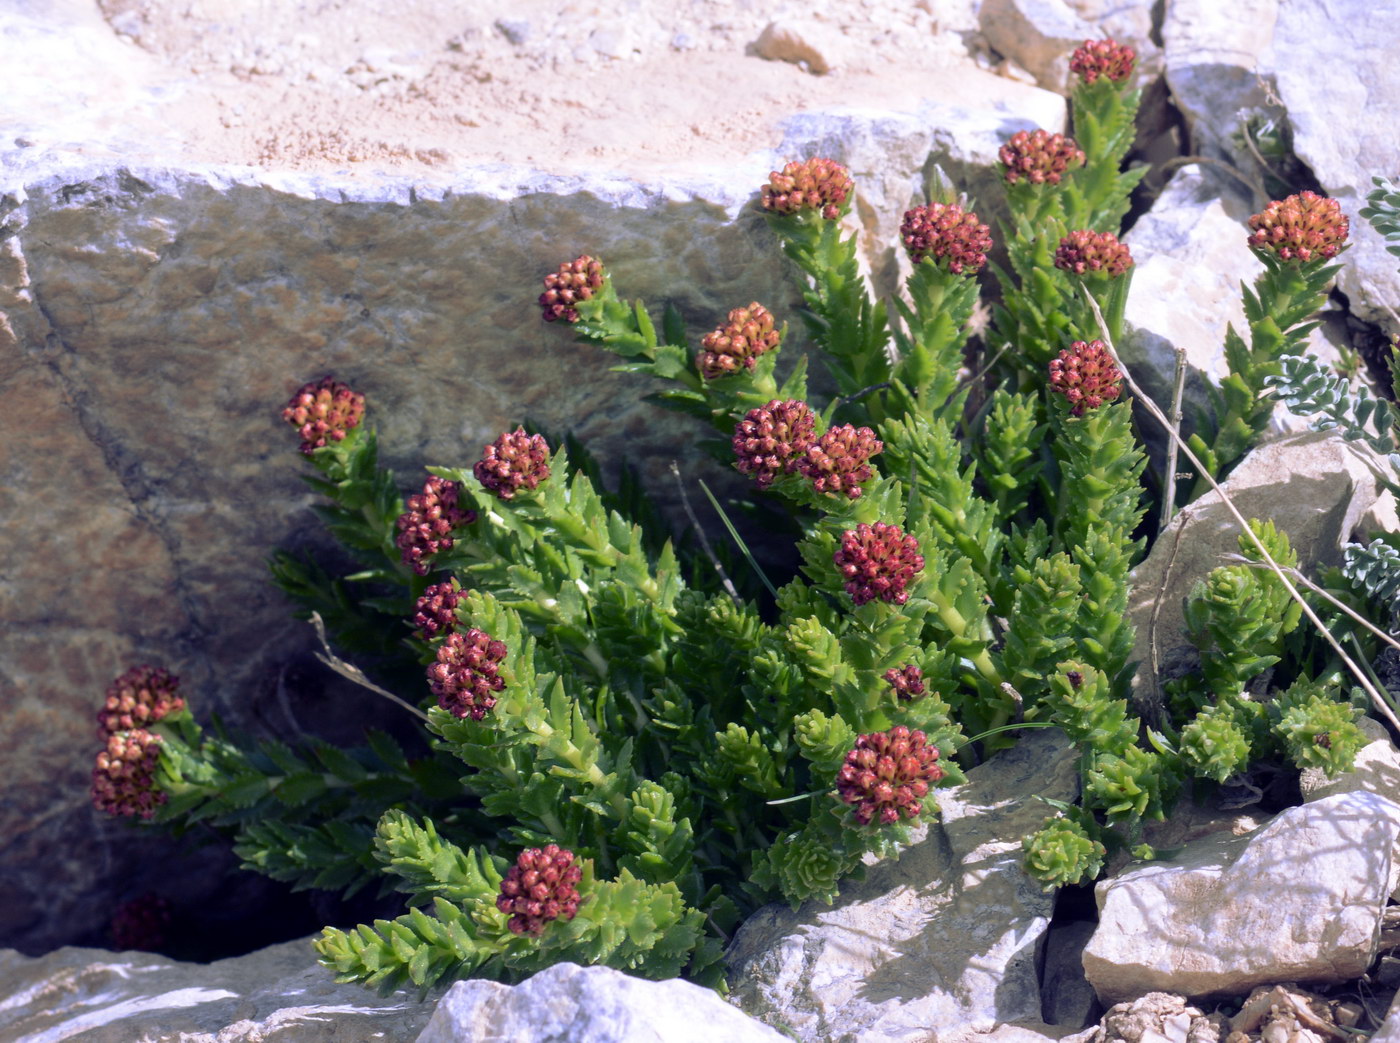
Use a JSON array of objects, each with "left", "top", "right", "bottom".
[
  {"left": 725, "top": 727, "right": 1080, "bottom": 1042},
  {"left": 418, "top": 962, "right": 787, "bottom": 1043},
  {"left": 1076, "top": 992, "right": 1226, "bottom": 1043},
  {"left": 1083, "top": 791, "right": 1400, "bottom": 1003},
  {"left": 1127, "top": 430, "right": 1396, "bottom": 728},
  {"left": 749, "top": 21, "right": 849, "bottom": 76},
  {"left": 0, "top": 936, "right": 433, "bottom": 1042},
  {"left": 1040, "top": 920, "right": 1101, "bottom": 1029}
]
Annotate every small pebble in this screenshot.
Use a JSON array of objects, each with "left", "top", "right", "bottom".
[{"left": 495, "top": 19, "right": 530, "bottom": 46}]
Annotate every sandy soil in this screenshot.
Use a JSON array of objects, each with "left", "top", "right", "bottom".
[{"left": 80, "top": 0, "right": 992, "bottom": 174}]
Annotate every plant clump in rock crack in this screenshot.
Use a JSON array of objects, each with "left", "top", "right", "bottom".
[{"left": 84, "top": 37, "right": 1395, "bottom": 998}]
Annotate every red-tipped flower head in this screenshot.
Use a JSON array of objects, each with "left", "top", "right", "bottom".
[
  {"left": 282, "top": 377, "right": 365, "bottom": 455},
  {"left": 396, "top": 476, "right": 477, "bottom": 575},
  {"left": 799, "top": 424, "right": 883, "bottom": 500},
  {"left": 109, "top": 893, "right": 174, "bottom": 952},
  {"left": 92, "top": 729, "right": 166, "bottom": 819},
  {"left": 836, "top": 726, "right": 944, "bottom": 825},
  {"left": 1246, "top": 192, "right": 1349, "bottom": 262},
  {"left": 900, "top": 203, "right": 992, "bottom": 275},
  {"left": 1069, "top": 38, "right": 1136, "bottom": 85},
  {"left": 97, "top": 666, "right": 184, "bottom": 738},
  {"left": 761, "top": 158, "right": 854, "bottom": 220},
  {"left": 885, "top": 664, "right": 926, "bottom": 702},
  {"left": 698, "top": 302, "right": 782, "bottom": 380},
  {"left": 1049, "top": 340, "right": 1124, "bottom": 416},
  {"left": 474, "top": 428, "right": 552, "bottom": 501},
  {"left": 834, "top": 522, "right": 924, "bottom": 606},
  {"left": 732, "top": 399, "right": 817, "bottom": 488},
  {"left": 1054, "top": 230, "right": 1133, "bottom": 278},
  {"left": 540, "top": 255, "right": 605, "bottom": 323},
  {"left": 999, "top": 129, "right": 1085, "bottom": 186},
  {"left": 496, "top": 844, "right": 583, "bottom": 936},
  {"left": 413, "top": 580, "right": 465, "bottom": 641},
  {"left": 427, "top": 628, "right": 507, "bottom": 720}
]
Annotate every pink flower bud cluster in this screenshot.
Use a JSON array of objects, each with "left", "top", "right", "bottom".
[
  {"left": 761, "top": 158, "right": 854, "bottom": 220},
  {"left": 698, "top": 302, "right": 782, "bottom": 380},
  {"left": 110, "top": 893, "right": 173, "bottom": 952},
  {"left": 999, "top": 130, "right": 1085, "bottom": 186},
  {"left": 1069, "top": 38, "right": 1136, "bottom": 84},
  {"left": 396, "top": 476, "right": 477, "bottom": 575},
  {"left": 836, "top": 726, "right": 944, "bottom": 825},
  {"left": 427, "top": 628, "right": 507, "bottom": 720},
  {"left": 96, "top": 665, "right": 184, "bottom": 738},
  {"left": 540, "top": 255, "right": 605, "bottom": 323},
  {"left": 800, "top": 425, "right": 884, "bottom": 500},
  {"left": 1054, "top": 230, "right": 1133, "bottom": 278},
  {"left": 282, "top": 377, "right": 366, "bottom": 455},
  {"left": 413, "top": 580, "right": 464, "bottom": 641},
  {"left": 474, "top": 428, "right": 552, "bottom": 501},
  {"left": 900, "top": 203, "right": 992, "bottom": 275},
  {"left": 496, "top": 844, "right": 584, "bottom": 936},
  {"left": 732, "top": 399, "right": 818, "bottom": 489},
  {"left": 834, "top": 522, "right": 924, "bottom": 606},
  {"left": 1246, "top": 191, "right": 1349, "bottom": 262},
  {"left": 884, "top": 664, "right": 926, "bottom": 702},
  {"left": 1049, "top": 340, "right": 1124, "bottom": 416},
  {"left": 92, "top": 728, "right": 166, "bottom": 819}
]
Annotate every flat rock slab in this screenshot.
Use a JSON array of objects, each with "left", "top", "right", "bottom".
[{"left": 1084, "top": 791, "right": 1400, "bottom": 1004}]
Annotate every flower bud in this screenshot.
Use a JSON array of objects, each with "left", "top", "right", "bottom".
[
  {"left": 1054, "top": 230, "right": 1133, "bottom": 278},
  {"left": 836, "top": 726, "right": 944, "bottom": 825},
  {"left": 833, "top": 522, "right": 924, "bottom": 606},
  {"left": 426, "top": 628, "right": 507, "bottom": 720},
  {"left": 496, "top": 844, "right": 583, "bottom": 936},
  {"left": 109, "top": 893, "right": 173, "bottom": 952},
  {"left": 999, "top": 129, "right": 1085, "bottom": 187},
  {"left": 1246, "top": 192, "right": 1349, "bottom": 262},
  {"left": 698, "top": 302, "right": 782, "bottom": 380},
  {"left": 1069, "top": 38, "right": 1136, "bottom": 85},
  {"left": 799, "top": 424, "right": 883, "bottom": 499},
  {"left": 540, "top": 255, "right": 605, "bottom": 323},
  {"left": 732, "top": 399, "right": 817, "bottom": 488},
  {"left": 885, "top": 664, "right": 926, "bottom": 702},
  {"left": 900, "top": 203, "right": 992, "bottom": 274},
  {"left": 97, "top": 665, "right": 184, "bottom": 738},
  {"left": 282, "top": 377, "right": 365, "bottom": 455},
  {"left": 91, "top": 729, "right": 166, "bottom": 819},
  {"left": 413, "top": 580, "right": 465, "bottom": 641},
  {"left": 1048, "top": 339, "right": 1123, "bottom": 416},
  {"left": 396, "top": 476, "right": 477, "bottom": 575},
  {"left": 474, "top": 428, "right": 552, "bottom": 501},
  {"left": 760, "top": 158, "right": 854, "bottom": 220}
]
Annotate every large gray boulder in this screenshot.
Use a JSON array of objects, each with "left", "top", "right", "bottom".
[{"left": 725, "top": 728, "right": 1080, "bottom": 1042}]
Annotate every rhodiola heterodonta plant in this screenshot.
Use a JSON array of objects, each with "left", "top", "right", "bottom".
[{"left": 89, "top": 38, "right": 1374, "bottom": 994}]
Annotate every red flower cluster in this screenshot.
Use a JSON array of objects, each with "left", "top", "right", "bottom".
[
  {"left": 1069, "top": 38, "right": 1136, "bottom": 85},
  {"left": 96, "top": 665, "right": 184, "bottom": 738},
  {"left": 732, "top": 399, "right": 817, "bottom": 489},
  {"left": 836, "top": 726, "right": 944, "bottom": 825},
  {"left": 497, "top": 844, "right": 584, "bottom": 936},
  {"left": 282, "top": 377, "right": 365, "bottom": 455},
  {"left": 1246, "top": 191, "right": 1349, "bottom": 262},
  {"left": 1049, "top": 340, "right": 1124, "bottom": 416},
  {"left": 474, "top": 428, "right": 552, "bottom": 501},
  {"left": 109, "top": 893, "right": 174, "bottom": 952},
  {"left": 92, "top": 729, "right": 166, "bottom": 819},
  {"left": 900, "top": 203, "right": 993, "bottom": 274},
  {"left": 540, "top": 255, "right": 605, "bottom": 323},
  {"left": 413, "top": 580, "right": 464, "bottom": 641},
  {"left": 427, "top": 628, "right": 507, "bottom": 720},
  {"left": 698, "top": 302, "right": 782, "bottom": 380},
  {"left": 1054, "top": 230, "right": 1133, "bottom": 278},
  {"left": 884, "top": 664, "right": 926, "bottom": 702},
  {"left": 760, "top": 158, "right": 854, "bottom": 220},
  {"left": 799, "top": 424, "right": 883, "bottom": 500},
  {"left": 396, "top": 476, "right": 477, "bottom": 575},
  {"left": 999, "top": 129, "right": 1085, "bottom": 186},
  {"left": 834, "top": 522, "right": 924, "bottom": 606}
]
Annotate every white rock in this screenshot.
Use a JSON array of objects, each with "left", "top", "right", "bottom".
[
  {"left": 725, "top": 728, "right": 1079, "bottom": 1042},
  {"left": 417, "top": 962, "right": 787, "bottom": 1043},
  {"left": 0, "top": 937, "right": 433, "bottom": 1042},
  {"left": 1083, "top": 791, "right": 1400, "bottom": 1003}
]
